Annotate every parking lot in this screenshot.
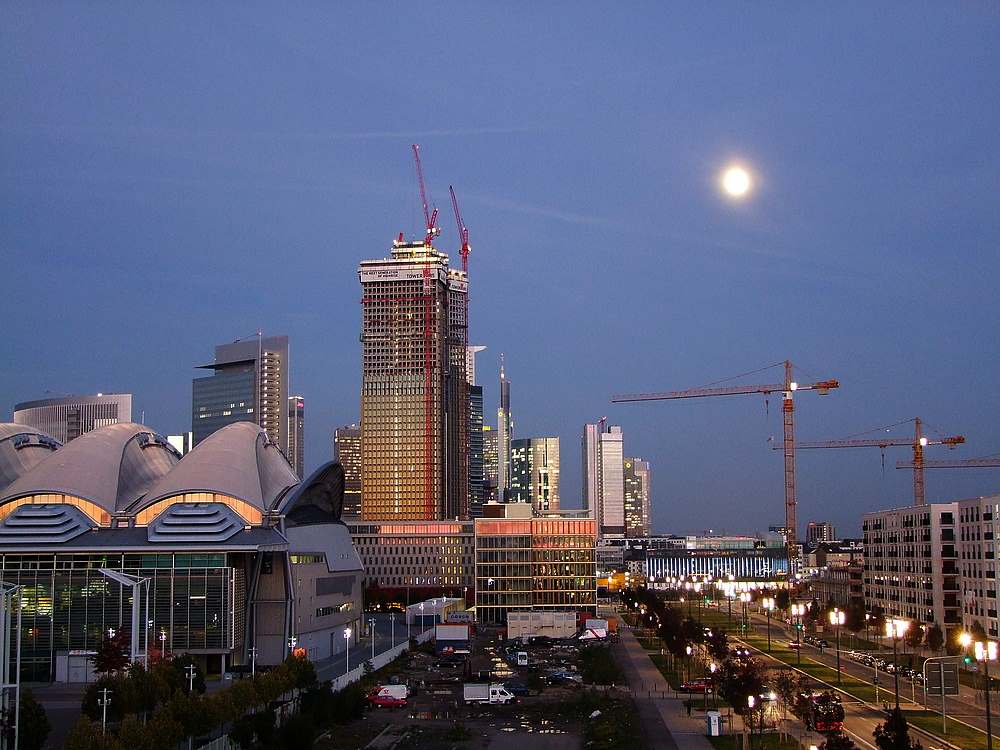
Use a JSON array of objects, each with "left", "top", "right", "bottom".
[{"left": 321, "top": 626, "right": 630, "bottom": 749}]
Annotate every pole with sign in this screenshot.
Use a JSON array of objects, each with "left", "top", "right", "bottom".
[{"left": 923, "top": 656, "right": 960, "bottom": 734}]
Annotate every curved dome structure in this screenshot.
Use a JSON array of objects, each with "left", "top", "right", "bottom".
[
  {"left": 0, "top": 422, "right": 180, "bottom": 524},
  {"left": 0, "top": 423, "right": 61, "bottom": 494},
  {"left": 131, "top": 421, "right": 299, "bottom": 524}
]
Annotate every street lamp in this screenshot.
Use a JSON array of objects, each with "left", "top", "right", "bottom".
[
  {"left": 685, "top": 644, "right": 693, "bottom": 682},
  {"left": 829, "top": 608, "right": 845, "bottom": 684},
  {"left": 390, "top": 612, "right": 396, "bottom": 649},
  {"left": 419, "top": 602, "right": 425, "bottom": 632},
  {"left": 960, "top": 632, "right": 997, "bottom": 750},
  {"left": 740, "top": 592, "right": 751, "bottom": 635},
  {"left": 762, "top": 597, "right": 775, "bottom": 652},
  {"left": 708, "top": 662, "right": 718, "bottom": 708},
  {"left": 885, "top": 619, "right": 909, "bottom": 708},
  {"left": 344, "top": 627, "right": 352, "bottom": 673},
  {"left": 159, "top": 628, "right": 167, "bottom": 659},
  {"left": 370, "top": 617, "right": 377, "bottom": 661},
  {"left": 747, "top": 694, "right": 756, "bottom": 749},
  {"left": 791, "top": 604, "right": 805, "bottom": 665}
]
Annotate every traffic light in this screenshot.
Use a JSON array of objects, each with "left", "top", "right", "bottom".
[{"left": 963, "top": 654, "right": 973, "bottom": 665}]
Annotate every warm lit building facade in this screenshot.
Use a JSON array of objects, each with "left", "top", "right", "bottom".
[
  {"left": 348, "top": 521, "right": 475, "bottom": 592},
  {"left": 624, "top": 457, "right": 651, "bottom": 538},
  {"left": 510, "top": 437, "right": 560, "bottom": 512},
  {"left": 334, "top": 424, "right": 362, "bottom": 519},
  {"left": 14, "top": 393, "right": 132, "bottom": 444},
  {"left": 862, "top": 502, "right": 960, "bottom": 633},
  {"left": 0, "top": 421, "right": 363, "bottom": 682},
  {"left": 475, "top": 505, "right": 597, "bottom": 625},
  {"left": 358, "top": 240, "right": 468, "bottom": 521},
  {"left": 483, "top": 426, "right": 499, "bottom": 504},
  {"left": 958, "top": 495, "right": 1000, "bottom": 639}
]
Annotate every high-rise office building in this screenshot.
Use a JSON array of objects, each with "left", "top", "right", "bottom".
[
  {"left": 806, "top": 521, "right": 836, "bottom": 544},
  {"left": 469, "top": 386, "right": 485, "bottom": 518},
  {"left": 467, "top": 346, "right": 486, "bottom": 518},
  {"left": 191, "top": 334, "right": 288, "bottom": 450},
  {"left": 287, "top": 396, "right": 305, "bottom": 478},
  {"left": 483, "top": 425, "right": 499, "bottom": 504},
  {"left": 358, "top": 239, "right": 468, "bottom": 520},
  {"left": 582, "top": 423, "right": 625, "bottom": 538},
  {"left": 624, "top": 457, "right": 651, "bottom": 537},
  {"left": 496, "top": 357, "right": 512, "bottom": 501},
  {"left": 510, "top": 437, "right": 560, "bottom": 512},
  {"left": 334, "top": 424, "right": 362, "bottom": 519},
  {"left": 13, "top": 394, "right": 132, "bottom": 443}
]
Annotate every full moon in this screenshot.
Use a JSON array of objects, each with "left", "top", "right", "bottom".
[{"left": 721, "top": 166, "right": 752, "bottom": 198}]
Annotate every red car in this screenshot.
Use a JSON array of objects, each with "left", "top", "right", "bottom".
[
  {"left": 788, "top": 641, "right": 802, "bottom": 650},
  {"left": 679, "top": 678, "right": 713, "bottom": 694},
  {"left": 367, "top": 685, "right": 408, "bottom": 707}
]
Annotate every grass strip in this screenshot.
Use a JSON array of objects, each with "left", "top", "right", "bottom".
[{"left": 904, "top": 709, "right": 999, "bottom": 750}]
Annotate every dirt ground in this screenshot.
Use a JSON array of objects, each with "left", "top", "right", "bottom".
[{"left": 316, "top": 628, "right": 605, "bottom": 749}]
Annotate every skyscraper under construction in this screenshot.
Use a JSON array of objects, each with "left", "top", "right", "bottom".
[{"left": 358, "top": 239, "right": 469, "bottom": 521}]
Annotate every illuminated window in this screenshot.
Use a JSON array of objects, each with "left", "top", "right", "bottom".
[
  {"left": 0, "top": 494, "right": 111, "bottom": 526},
  {"left": 133, "top": 493, "right": 263, "bottom": 526}
]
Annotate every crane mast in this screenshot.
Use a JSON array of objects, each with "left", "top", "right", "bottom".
[{"left": 613, "top": 359, "right": 839, "bottom": 572}]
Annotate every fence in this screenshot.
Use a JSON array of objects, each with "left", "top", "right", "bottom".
[
  {"left": 196, "top": 628, "right": 435, "bottom": 749},
  {"left": 329, "top": 629, "right": 433, "bottom": 692}
]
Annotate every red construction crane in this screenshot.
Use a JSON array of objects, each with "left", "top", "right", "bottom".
[
  {"left": 449, "top": 185, "right": 470, "bottom": 274},
  {"left": 785, "top": 417, "right": 964, "bottom": 506},
  {"left": 612, "top": 360, "right": 838, "bottom": 569},
  {"left": 412, "top": 144, "right": 439, "bottom": 247},
  {"left": 896, "top": 455, "right": 999, "bottom": 469}
]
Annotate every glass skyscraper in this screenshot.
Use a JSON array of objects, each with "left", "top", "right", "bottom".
[
  {"left": 510, "top": 437, "right": 560, "bottom": 512},
  {"left": 469, "top": 385, "right": 485, "bottom": 517},
  {"left": 358, "top": 240, "right": 468, "bottom": 521},
  {"left": 191, "top": 334, "right": 289, "bottom": 451}
]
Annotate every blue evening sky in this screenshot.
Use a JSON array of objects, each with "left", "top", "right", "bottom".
[{"left": 2, "top": 4, "right": 998, "bottom": 536}]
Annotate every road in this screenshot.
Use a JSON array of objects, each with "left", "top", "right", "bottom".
[
  {"left": 724, "top": 606, "right": 992, "bottom": 750},
  {"left": 742, "top": 608, "right": 995, "bottom": 736},
  {"left": 314, "top": 612, "right": 432, "bottom": 681}
]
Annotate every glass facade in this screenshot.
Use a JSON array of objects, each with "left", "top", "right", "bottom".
[
  {"left": 509, "top": 437, "right": 560, "bottom": 512},
  {"left": 2, "top": 552, "right": 236, "bottom": 681},
  {"left": 475, "top": 517, "right": 597, "bottom": 624},
  {"left": 359, "top": 244, "right": 468, "bottom": 521},
  {"left": 192, "top": 368, "right": 257, "bottom": 445}
]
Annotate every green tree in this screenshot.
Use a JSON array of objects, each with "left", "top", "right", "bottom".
[
  {"left": 845, "top": 601, "right": 866, "bottom": 636},
  {"left": 873, "top": 707, "right": 922, "bottom": 750},
  {"left": 971, "top": 620, "right": 988, "bottom": 641},
  {"left": 718, "top": 657, "right": 765, "bottom": 715},
  {"left": 822, "top": 733, "right": 859, "bottom": 750},
  {"left": 91, "top": 632, "right": 131, "bottom": 676},
  {"left": 64, "top": 716, "right": 116, "bottom": 750},
  {"left": 17, "top": 688, "right": 51, "bottom": 750},
  {"left": 926, "top": 623, "right": 944, "bottom": 653},
  {"left": 776, "top": 589, "right": 791, "bottom": 611},
  {"left": 904, "top": 622, "right": 924, "bottom": 653}
]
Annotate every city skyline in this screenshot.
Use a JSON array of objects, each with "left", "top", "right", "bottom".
[{"left": 3, "top": 5, "right": 998, "bottom": 536}]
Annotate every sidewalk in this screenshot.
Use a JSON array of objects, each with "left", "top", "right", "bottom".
[{"left": 613, "top": 615, "right": 715, "bottom": 750}]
